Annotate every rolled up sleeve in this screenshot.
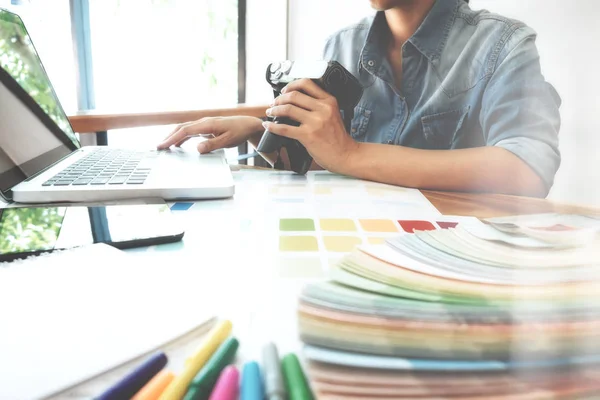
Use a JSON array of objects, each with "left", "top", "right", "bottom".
[{"left": 481, "top": 26, "right": 561, "bottom": 192}]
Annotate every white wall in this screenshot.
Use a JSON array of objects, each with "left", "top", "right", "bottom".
[
  {"left": 246, "top": 0, "right": 288, "bottom": 104},
  {"left": 287, "top": 0, "right": 600, "bottom": 207},
  {"left": 288, "top": 0, "right": 374, "bottom": 60}
]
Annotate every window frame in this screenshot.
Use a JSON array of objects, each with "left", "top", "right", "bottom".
[{"left": 69, "top": 0, "right": 247, "bottom": 153}]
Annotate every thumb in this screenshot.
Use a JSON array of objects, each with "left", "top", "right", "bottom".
[{"left": 197, "top": 136, "right": 224, "bottom": 154}]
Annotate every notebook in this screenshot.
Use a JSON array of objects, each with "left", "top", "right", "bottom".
[
  {"left": 0, "top": 243, "right": 215, "bottom": 400},
  {"left": 0, "top": 8, "right": 234, "bottom": 204}
]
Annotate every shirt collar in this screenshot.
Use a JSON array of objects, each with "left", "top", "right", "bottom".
[
  {"left": 409, "top": 0, "right": 461, "bottom": 62},
  {"left": 360, "top": 0, "right": 461, "bottom": 69}
]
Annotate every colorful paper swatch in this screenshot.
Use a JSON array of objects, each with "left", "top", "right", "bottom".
[
  {"left": 279, "top": 236, "right": 319, "bottom": 252},
  {"left": 437, "top": 221, "right": 459, "bottom": 229},
  {"left": 398, "top": 220, "right": 436, "bottom": 233},
  {"left": 320, "top": 219, "right": 357, "bottom": 232},
  {"left": 170, "top": 202, "right": 194, "bottom": 211},
  {"left": 359, "top": 219, "right": 398, "bottom": 233},
  {"left": 323, "top": 236, "right": 363, "bottom": 252},
  {"left": 280, "top": 219, "right": 315, "bottom": 232}
]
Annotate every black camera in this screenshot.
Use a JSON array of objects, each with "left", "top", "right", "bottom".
[{"left": 256, "top": 60, "right": 363, "bottom": 175}]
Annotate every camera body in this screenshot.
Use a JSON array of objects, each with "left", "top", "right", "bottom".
[{"left": 256, "top": 60, "right": 363, "bottom": 175}]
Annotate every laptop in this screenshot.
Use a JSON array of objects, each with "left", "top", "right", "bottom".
[{"left": 0, "top": 8, "right": 234, "bottom": 204}]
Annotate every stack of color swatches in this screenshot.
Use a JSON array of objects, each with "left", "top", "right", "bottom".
[{"left": 297, "top": 214, "right": 600, "bottom": 399}]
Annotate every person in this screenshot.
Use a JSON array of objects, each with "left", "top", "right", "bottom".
[{"left": 158, "top": 0, "right": 561, "bottom": 198}]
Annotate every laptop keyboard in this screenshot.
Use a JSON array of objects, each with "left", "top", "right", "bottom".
[{"left": 43, "top": 149, "right": 158, "bottom": 187}]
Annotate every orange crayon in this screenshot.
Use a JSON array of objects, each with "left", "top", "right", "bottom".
[{"left": 131, "top": 370, "right": 176, "bottom": 400}]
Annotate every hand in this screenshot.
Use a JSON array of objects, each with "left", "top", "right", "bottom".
[
  {"left": 157, "top": 116, "right": 264, "bottom": 154},
  {"left": 263, "top": 79, "right": 360, "bottom": 173}
]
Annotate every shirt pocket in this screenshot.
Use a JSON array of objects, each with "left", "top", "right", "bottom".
[
  {"left": 421, "top": 107, "right": 470, "bottom": 149},
  {"left": 349, "top": 106, "right": 372, "bottom": 140}
]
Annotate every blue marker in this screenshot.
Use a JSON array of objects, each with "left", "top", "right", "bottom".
[
  {"left": 96, "top": 352, "right": 168, "bottom": 400},
  {"left": 241, "top": 361, "right": 264, "bottom": 400}
]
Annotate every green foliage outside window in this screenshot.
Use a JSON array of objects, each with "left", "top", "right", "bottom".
[
  {"left": 0, "top": 10, "right": 78, "bottom": 147},
  {"left": 0, "top": 207, "right": 64, "bottom": 254}
]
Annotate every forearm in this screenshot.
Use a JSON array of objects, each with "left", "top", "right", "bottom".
[{"left": 341, "top": 143, "right": 548, "bottom": 197}]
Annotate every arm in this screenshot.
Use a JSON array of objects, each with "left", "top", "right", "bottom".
[
  {"left": 342, "top": 144, "right": 547, "bottom": 197},
  {"left": 266, "top": 28, "right": 560, "bottom": 197}
]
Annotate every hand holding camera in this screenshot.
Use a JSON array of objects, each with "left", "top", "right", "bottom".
[{"left": 257, "top": 60, "right": 363, "bottom": 174}]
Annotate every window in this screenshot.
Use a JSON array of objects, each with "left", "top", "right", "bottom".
[
  {"left": 88, "top": 0, "right": 239, "bottom": 112},
  {"left": 87, "top": 0, "right": 240, "bottom": 152},
  {"left": 2, "top": 0, "right": 242, "bottom": 155}
]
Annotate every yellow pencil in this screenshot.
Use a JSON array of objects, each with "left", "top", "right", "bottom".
[{"left": 158, "top": 320, "right": 232, "bottom": 400}]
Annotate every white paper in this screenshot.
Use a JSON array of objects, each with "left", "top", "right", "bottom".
[{"left": 0, "top": 244, "right": 215, "bottom": 400}]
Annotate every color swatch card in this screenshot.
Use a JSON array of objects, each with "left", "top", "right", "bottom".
[
  {"left": 275, "top": 215, "right": 476, "bottom": 279},
  {"left": 169, "top": 170, "right": 442, "bottom": 218},
  {"left": 296, "top": 212, "right": 600, "bottom": 399},
  {"left": 163, "top": 171, "right": 445, "bottom": 280}
]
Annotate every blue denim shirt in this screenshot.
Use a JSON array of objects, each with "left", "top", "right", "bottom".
[{"left": 323, "top": 0, "right": 561, "bottom": 190}]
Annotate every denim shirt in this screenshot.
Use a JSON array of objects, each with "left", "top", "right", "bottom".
[{"left": 323, "top": 0, "right": 561, "bottom": 190}]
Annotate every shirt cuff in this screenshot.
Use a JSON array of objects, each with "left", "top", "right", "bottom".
[{"left": 494, "top": 137, "right": 561, "bottom": 192}]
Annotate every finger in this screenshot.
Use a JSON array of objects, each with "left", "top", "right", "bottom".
[
  {"left": 262, "top": 121, "right": 300, "bottom": 140},
  {"left": 159, "top": 122, "right": 194, "bottom": 147},
  {"left": 281, "top": 78, "right": 329, "bottom": 100},
  {"left": 266, "top": 104, "right": 311, "bottom": 124},
  {"left": 174, "top": 136, "right": 193, "bottom": 147},
  {"left": 175, "top": 133, "right": 215, "bottom": 147},
  {"left": 157, "top": 119, "right": 217, "bottom": 149},
  {"left": 158, "top": 125, "right": 195, "bottom": 149},
  {"left": 197, "top": 134, "right": 228, "bottom": 154},
  {"left": 272, "top": 90, "right": 320, "bottom": 111}
]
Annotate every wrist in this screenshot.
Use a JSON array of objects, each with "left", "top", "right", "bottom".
[{"left": 336, "top": 141, "right": 363, "bottom": 176}]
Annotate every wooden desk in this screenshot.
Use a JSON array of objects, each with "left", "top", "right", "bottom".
[
  {"left": 46, "top": 169, "right": 600, "bottom": 400},
  {"left": 422, "top": 190, "right": 600, "bottom": 219}
]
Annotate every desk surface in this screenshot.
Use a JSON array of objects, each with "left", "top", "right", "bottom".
[{"left": 48, "top": 169, "right": 599, "bottom": 400}]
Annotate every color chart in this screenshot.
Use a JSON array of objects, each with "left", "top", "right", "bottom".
[
  {"left": 275, "top": 215, "right": 477, "bottom": 279},
  {"left": 164, "top": 170, "right": 465, "bottom": 279}
]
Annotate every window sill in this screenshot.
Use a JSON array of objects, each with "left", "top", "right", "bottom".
[{"left": 67, "top": 104, "right": 269, "bottom": 133}]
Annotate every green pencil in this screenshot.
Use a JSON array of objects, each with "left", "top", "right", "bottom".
[
  {"left": 281, "top": 353, "right": 314, "bottom": 400},
  {"left": 182, "top": 337, "right": 239, "bottom": 400}
]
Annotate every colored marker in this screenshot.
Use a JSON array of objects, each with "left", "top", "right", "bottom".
[
  {"left": 182, "top": 337, "right": 239, "bottom": 400},
  {"left": 159, "top": 320, "right": 233, "bottom": 400},
  {"left": 241, "top": 361, "right": 263, "bottom": 400},
  {"left": 131, "top": 370, "right": 176, "bottom": 400},
  {"left": 208, "top": 366, "right": 239, "bottom": 400},
  {"left": 282, "top": 353, "right": 313, "bottom": 400},
  {"left": 96, "top": 352, "right": 168, "bottom": 400},
  {"left": 262, "top": 342, "right": 286, "bottom": 400}
]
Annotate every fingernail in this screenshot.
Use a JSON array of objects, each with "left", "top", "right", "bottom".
[
  {"left": 281, "top": 86, "right": 288, "bottom": 93},
  {"left": 198, "top": 143, "right": 207, "bottom": 153},
  {"left": 266, "top": 108, "right": 272, "bottom": 116},
  {"left": 262, "top": 121, "right": 270, "bottom": 129}
]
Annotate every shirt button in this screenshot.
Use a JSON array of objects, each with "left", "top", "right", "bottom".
[
  {"left": 367, "top": 60, "right": 375, "bottom": 67},
  {"left": 387, "top": 139, "right": 392, "bottom": 144},
  {"left": 351, "top": 128, "right": 357, "bottom": 133}
]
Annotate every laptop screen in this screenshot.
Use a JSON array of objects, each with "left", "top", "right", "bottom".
[{"left": 0, "top": 9, "right": 79, "bottom": 197}]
